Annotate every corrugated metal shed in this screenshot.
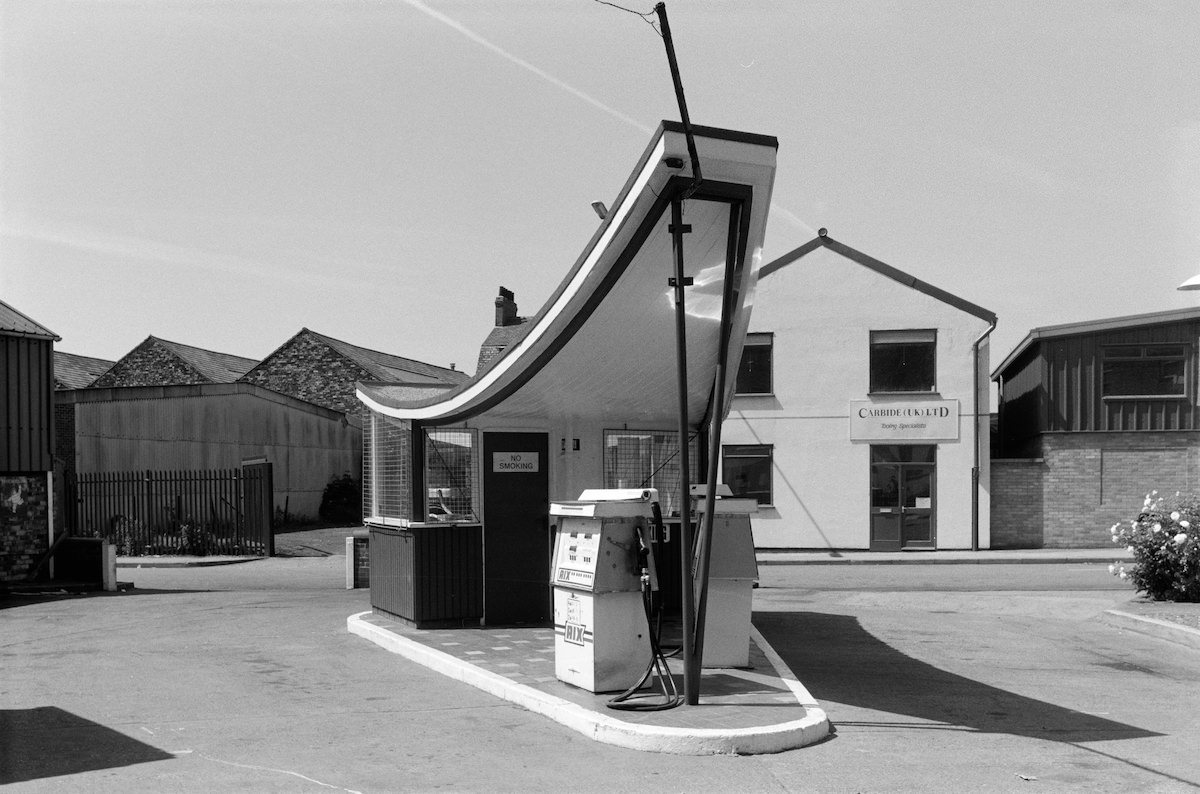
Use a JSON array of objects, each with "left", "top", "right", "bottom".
[
  {"left": 1, "top": 299, "right": 58, "bottom": 472},
  {"left": 994, "top": 307, "right": 1200, "bottom": 455},
  {"left": 0, "top": 300, "right": 59, "bottom": 340}
]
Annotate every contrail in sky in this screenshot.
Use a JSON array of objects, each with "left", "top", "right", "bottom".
[
  {"left": 401, "top": 0, "right": 814, "bottom": 238},
  {"left": 400, "top": 0, "right": 653, "bottom": 134}
]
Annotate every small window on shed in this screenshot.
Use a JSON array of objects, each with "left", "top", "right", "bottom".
[{"left": 1102, "top": 345, "right": 1188, "bottom": 398}]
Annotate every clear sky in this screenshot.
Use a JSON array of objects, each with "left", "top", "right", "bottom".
[{"left": 3, "top": 1, "right": 1199, "bottom": 378}]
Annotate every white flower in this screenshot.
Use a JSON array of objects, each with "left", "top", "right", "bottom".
[
  {"left": 1153, "top": 523, "right": 1162, "bottom": 533},
  {"left": 1171, "top": 511, "right": 1181, "bottom": 522},
  {"left": 1119, "top": 570, "right": 1129, "bottom": 579},
  {"left": 1181, "top": 520, "right": 1191, "bottom": 529},
  {"left": 1126, "top": 545, "right": 1135, "bottom": 553},
  {"left": 1174, "top": 532, "right": 1189, "bottom": 546},
  {"left": 1108, "top": 563, "right": 1116, "bottom": 574},
  {"left": 1113, "top": 534, "right": 1120, "bottom": 543}
]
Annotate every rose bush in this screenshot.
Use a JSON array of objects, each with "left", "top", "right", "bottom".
[{"left": 1110, "top": 491, "right": 1200, "bottom": 602}]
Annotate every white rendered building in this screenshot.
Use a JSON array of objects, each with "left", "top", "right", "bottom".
[{"left": 722, "top": 232, "right": 996, "bottom": 550}]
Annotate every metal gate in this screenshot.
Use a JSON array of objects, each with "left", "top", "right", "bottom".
[
  {"left": 65, "top": 461, "right": 275, "bottom": 557},
  {"left": 241, "top": 459, "right": 274, "bottom": 557}
]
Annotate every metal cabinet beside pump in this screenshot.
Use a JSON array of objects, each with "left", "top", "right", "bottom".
[
  {"left": 693, "top": 485, "right": 759, "bottom": 668},
  {"left": 549, "top": 489, "right": 657, "bottom": 693}
]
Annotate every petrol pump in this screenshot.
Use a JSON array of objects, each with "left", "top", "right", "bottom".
[{"left": 549, "top": 489, "right": 658, "bottom": 693}]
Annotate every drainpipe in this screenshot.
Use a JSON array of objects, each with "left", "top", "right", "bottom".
[
  {"left": 972, "top": 318, "right": 997, "bottom": 551},
  {"left": 47, "top": 471, "right": 55, "bottom": 580}
]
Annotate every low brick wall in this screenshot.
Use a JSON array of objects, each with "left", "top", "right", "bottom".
[
  {"left": 1, "top": 474, "right": 50, "bottom": 583},
  {"left": 992, "top": 431, "right": 1200, "bottom": 548},
  {"left": 991, "top": 459, "right": 1044, "bottom": 548}
]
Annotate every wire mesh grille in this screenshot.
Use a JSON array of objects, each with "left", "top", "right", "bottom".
[
  {"left": 602, "top": 429, "right": 698, "bottom": 516},
  {"left": 363, "top": 407, "right": 412, "bottom": 522},
  {"left": 423, "top": 428, "right": 479, "bottom": 522}
]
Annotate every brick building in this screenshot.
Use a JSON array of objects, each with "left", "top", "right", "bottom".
[
  {"left": 475, "top": 288, "right": 530, "bottom": 373},
  {"left": 992, "top": 307, "right": 1200, "bottom": 547}
]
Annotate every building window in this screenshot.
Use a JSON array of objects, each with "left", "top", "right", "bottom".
[
  {"left": 1102, "top": 345, "right": 1188, "bottom": 398},
  {"left": 870, "top": 330, "right": 936, "bottom": 393},
  {"left": 735, "top": 333, "right": 773, "bottom": 395},
  {"left": 722, "top": 444, "right": 772, "bottom": 505}
]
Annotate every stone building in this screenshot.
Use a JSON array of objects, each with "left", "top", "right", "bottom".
[
  {"left": 90, "top": 335, "right": 257, "bottom": 388},
  {"left": 241, "top": 328, "right": 468, "bottom": 420}
]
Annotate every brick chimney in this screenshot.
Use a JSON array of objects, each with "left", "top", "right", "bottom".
[{"left": 495, "top": 287, "right": 519, "bottom": 327}]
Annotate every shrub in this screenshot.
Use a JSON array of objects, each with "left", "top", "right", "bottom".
[
  {"left": 319, "top": 473, "right": 361, "bottom": 524},
  {"left": 1110, "top": 492, "right": 1200, "bottom": 602}
]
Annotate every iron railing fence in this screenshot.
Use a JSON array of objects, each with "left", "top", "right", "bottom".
[{"left": 64, "top": 467, "right": 273, "bottom": 557}]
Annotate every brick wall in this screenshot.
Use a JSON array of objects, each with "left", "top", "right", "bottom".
[
  {"left": 991, "top": 459, "right": 1045, "bottom": 548},
  {"left": 991, "top": 431, "right": 1200, "bottom": 548},
  {"left": 240, "top": 332, "right": 372, "bottom": 416},
  {"left": 0, "top": 474, "right": 50, "bottom": 582},
  {"left": 91, "top": 340, "right": 206, "bottom": 388},
  {"left": 54, "top": 400, "right": 75, "bottom": 470}
]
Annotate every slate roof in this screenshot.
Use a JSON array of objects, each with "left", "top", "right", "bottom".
[
  {"left": 54, "top": 351, "right": 115, "bottom": 389},
  {"left": 0, "top": 299, "right": 60, "bottom": 340},
  {"left": 304, "top": 329, "right": 469, "bottom": 384},
  {"left": 146, "top": 336, "right": 258, "bottom": 383}
]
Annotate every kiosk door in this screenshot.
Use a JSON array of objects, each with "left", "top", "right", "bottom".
[{"left": 483, "top": 432, "right": 551, "bottom": 625}]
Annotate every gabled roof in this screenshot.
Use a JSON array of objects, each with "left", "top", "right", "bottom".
[
  {"left": 0, "top": 299, "right": 60, "bottom": 340},
  {"left": 54, "top": 351, "right": 115, "bottom": 389},
  {"left": 144, "top": 336, "right": 258, "bottom": 383},
  {"left": 304, "top": 329, "right": 469, "bottom": 384},
  {"left": 992, "top": 306, "right": 1200, "bottom": 379},
  {"left": 759, "top": 232, "right": 996, "bottom": 324}
]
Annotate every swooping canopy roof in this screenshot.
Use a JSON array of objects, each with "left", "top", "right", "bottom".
[{"left": 358, "top": 122, "right": 778, "bottom": 428}]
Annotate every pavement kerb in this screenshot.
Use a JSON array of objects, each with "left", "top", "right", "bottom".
[
  {"left": 1100, "top": 609, "right": 1200, "bottom": 651},
  {"left": 117, "top": 556, "right": 261, "bottom": 568},
  {"left": 346, "top": 611, "right": 829, "bottom": 755}
]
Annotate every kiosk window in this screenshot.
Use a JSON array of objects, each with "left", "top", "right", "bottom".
[
  {"left": 870, "top": 330, "right": 936, "bottom": 393},
  {"left": 723, "top": 444, "right": 773, "bottom": 505},
  {"left": 735, "top": 333, "right": 773, "bottom": 395}
]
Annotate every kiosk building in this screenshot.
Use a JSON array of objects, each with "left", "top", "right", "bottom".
[{"left": 357, "top": 122, "right": 778, "bottom": 626}]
